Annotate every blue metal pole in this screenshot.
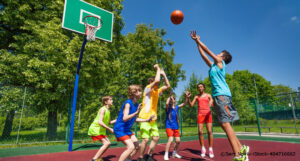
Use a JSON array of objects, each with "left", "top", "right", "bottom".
[{"left": 68, "top": 36, "right": 87, "bottom": 152}]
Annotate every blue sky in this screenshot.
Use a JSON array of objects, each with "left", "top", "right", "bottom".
[{"left": 120, "top": 0, "right": 300, "bottom": 96}]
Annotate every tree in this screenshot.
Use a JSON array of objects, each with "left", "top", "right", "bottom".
[
  {"left": 0, "top": 86, "right": 25, "bottom": 138},
  {"left": 1, "top": 1, "right": 185, "bottom": 140},
  {"left": 0, "top": 0, "right": 125, "bottom": 140},
  {"left": 81, "top": 24, "right": 186, "bottom": 129}
]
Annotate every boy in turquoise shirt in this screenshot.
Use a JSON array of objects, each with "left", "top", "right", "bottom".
[{"left": 190, "top": 31, "right": 249, "bottom": 161}]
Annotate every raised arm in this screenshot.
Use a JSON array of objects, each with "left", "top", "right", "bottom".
[
  {"left": 98, "top": 108, "right": 113, "bottom": 133},
  {"left": 189, "top": 96, "right": 198, "bottom": 108},
  {"left": 178, "top": 91, "right": 190, "bottom": 108},
  {"left": 198, "top": 39, "right": 224, "bottom": 69},
  {"left": 148, "top": 64, "right": 161, "bottom": 90},
  {"left": 160, "top": 69, "right": 170, "bottom": 92},
  {"left": 190, "top": 31, "right": 213, "bottom": 67},
  {"left": 123, "top": 103, "right": 141, "bottom": 122}
]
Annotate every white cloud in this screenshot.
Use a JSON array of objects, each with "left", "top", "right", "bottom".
[{"left": 291, "top": 16, "right": 298, "bottom": 21}]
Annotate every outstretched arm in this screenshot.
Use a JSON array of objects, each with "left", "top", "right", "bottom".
[
  {"left": 190, "top": 31, "right": 213, "bottom": 67},
  {"left": 178, "top": 91, "right": 190, "bottom": 108},
  {"left": 110, "top": 119, "right": 116, "bottom": 124},
  {"left": 189, "top": 96, "right": 198, "bottom": 108},
  {"left": 149, "top": 64, "right": 161, "bottom": 89},
  {"left": 160, "top": 69, "right": 170, "bottom": 92},
  {"left": 123, "top": 103, "right": 141, "bottom": 122},
  {"left": 191, "top": 30, "right": 224, "bottom": 68}
]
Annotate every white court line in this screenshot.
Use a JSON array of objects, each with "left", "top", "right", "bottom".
[{"left": 157, "top": 144, "right": 214, "bottom": 161}]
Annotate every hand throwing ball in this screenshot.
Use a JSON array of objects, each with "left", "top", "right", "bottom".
[{"left": 170, "top": 10, "right": 184, "bottom": 25}]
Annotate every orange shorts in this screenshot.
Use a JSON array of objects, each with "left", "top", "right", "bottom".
[
  {"left": 197, "top": 112, "right": 212, "bottom": 123},
  {"left": 166, "top": 128, "right": 180, "bottom": 137},
  {"left": 116, "top": 133, "right": 134, "bottom": 142},
  {"left": 91, "top": 135, "right": 107, "bottom": 141}
]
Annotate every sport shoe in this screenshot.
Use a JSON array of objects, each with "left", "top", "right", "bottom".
[
  {"left": 137, "top": 158, "right": 146, "bottom": 161},
  {"left": 172, "top": 152, "right": 182, "bottom": 159},
  {"left": 240, "top": 145, "right": 249, "bottom": 155},
  {"left": 209, "top": 149, "right": 214, "bottom": 158},
  {"left": 240, "top": 145, "right": 249, "bottom": 161},
  {"left": 201, "top": 148, "right": 206, "bottom": 157},
  {"left": 147, "top": 155, "right": 157, "bottom": 161},
  {"left": 233, "top": 155, "right": 246, "bottom": 161},
  {"left": 164, "top": 153, "right": 169, "bottom": 160},
  {"left": 90, "top": 159, "right": 103, "bottom": 161}
]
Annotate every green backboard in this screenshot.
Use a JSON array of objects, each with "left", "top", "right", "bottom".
[{"left": 62, "top": 0, "right": 114, "bottom": 42}]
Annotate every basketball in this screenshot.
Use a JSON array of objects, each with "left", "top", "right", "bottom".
[{"left": 170, "top": 10, "right": 184, "bottom": 25}]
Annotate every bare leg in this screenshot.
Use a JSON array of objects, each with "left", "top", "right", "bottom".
[
  {"left": 92, "top": 138, "right": 111, "bottom": 160},
  {"left": 148, "top": 136, "right": 159, "bottom": 156},
  {"left": 206, "top": 123, "right": 213, "bottom": 148},
  {"left": 165, "top": 136, "right": 173, "bottom": 153},
  {"left": 221, "top": 122, "right": 242, "bottom": 157},
  {"left": 138, "top": 138, "right": 149, "bottom": 159},
  {"left": 128, "top": 135, "right": 140, "bottom": 160},
  {"left": 198, "top": 123, "right": 204, "bottom": 147},
  {"left": 174, "top": 137, "right": 180, "bottom": 151},
  {"left": 119, "top": 139, "right": 135, "bottom": 161}
]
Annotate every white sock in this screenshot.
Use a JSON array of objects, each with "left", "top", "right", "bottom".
[
  {"left": 165, "top": 152, "right": 169, "bottom": 156},
  {"left": 173, "top": 150, "right": 177, "bottom": 154},
  {"left": 202, "top": 146, "right": 205, "bottom": 150},
  {"left": 209, "top": 147, "right": 213, "bottom": 151}
]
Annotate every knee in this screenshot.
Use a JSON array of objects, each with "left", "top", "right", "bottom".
[
  {"left": 175, "top": 140, "right": 180, "bottom": 144},
  {"left": 128, "top": 144, "right": 135, "bottom": 152},
  {"left": 153, "top": 136, "right": 160, "bottom": 142},
  {"left": 198, "top": 131, "right": 204, "bottom": 135},
  {"left": 207, "top": 130, "right": 213, "bottom": 135},
  {"left": 221, "top": 122, "right": 229, "bottom": 127},
  {"left": 142, "top": 138, "right": 149, "bottom": 144},
  {"left": 134, "top": 141, "right": 140, "bottom": 150},
  {"left": 104, "top": 141, "right": 111, "bottom": 147}
]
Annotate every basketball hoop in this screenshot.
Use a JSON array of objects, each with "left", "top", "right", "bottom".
[{"left": 83, "top": 15, "right": 103, "bottom": 41}]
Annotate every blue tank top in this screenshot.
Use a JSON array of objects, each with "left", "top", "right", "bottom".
[
  {"left": 209, "top": 61, "right": 232, "bottom": 97},
  {"left": 165, "top": 105, "right": 179, "bottom": 129},
  {"left": 114, "top": 99, "right": 138, "bottom": 131}
]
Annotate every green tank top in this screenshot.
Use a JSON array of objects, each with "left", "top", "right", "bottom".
[{"left": 88, "top": 106, "right": 110, "bottom": 136}]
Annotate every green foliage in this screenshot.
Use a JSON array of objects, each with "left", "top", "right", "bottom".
[{"left": 180, "top": 70, "right": 287, "bottom": 125}]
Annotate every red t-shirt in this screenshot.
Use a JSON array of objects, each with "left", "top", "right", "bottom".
[{"left": 196, "top": 95, "right": 211, "bottom": 115}]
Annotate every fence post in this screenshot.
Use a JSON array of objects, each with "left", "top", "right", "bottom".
[
  {"left": 253, "top": 77, "right": 262, "bottom": 136},
  {"left": 66, "top": 96, "right": 72, "bottom": 143},
  {"left": 16, "top": 87, "right": 27, "bottom": 144},
  {"left": 289, "top": 93, "right": 298, "bottom": 134},
  {"left": 254, "top": 99, "right": 262, "bottom": 136}
]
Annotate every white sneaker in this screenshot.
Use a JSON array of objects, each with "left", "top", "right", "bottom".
[
  {"left": 172, "top": 152, "right": 182, "bottom": 159},
  {"left": 209, "top": 149, "right": 214, "bottom": 158},
  {"left": 201, "top": 148, "right": 206, "bottom": 157},
  {"left": 164, "top": 153, "right": 169, "bottom": 160}
]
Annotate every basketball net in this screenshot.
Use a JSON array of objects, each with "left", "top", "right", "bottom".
[
  {"left": 83, "top": 15, "right": 102, "bottom": 41},
  {"left": 85, "top": 25, "right": 99, "bottom": 41}
]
